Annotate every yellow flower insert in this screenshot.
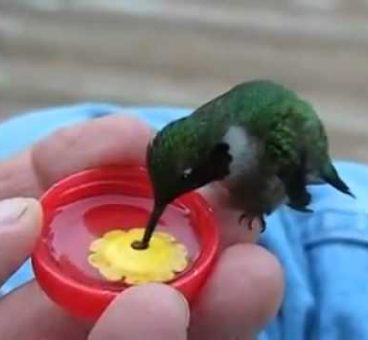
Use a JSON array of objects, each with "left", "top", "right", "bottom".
[{"left": 88, "top": 228, "right": 189, "bottom": 285}]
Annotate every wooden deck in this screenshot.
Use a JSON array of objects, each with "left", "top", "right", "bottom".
[{"left": 0, "top": 1, "right": 367, "bottom": 161}]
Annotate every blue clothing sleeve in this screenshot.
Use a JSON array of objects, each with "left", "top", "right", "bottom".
[
  {"left": 0, "top": 103, "right": 367, "bottom": 340},
  {"left": 259, "top": 162, "right": 368, "bottom": 340}
]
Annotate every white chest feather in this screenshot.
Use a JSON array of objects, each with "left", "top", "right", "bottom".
[{"left": 222, "top": 126, "right": 258, "bottom": 179}]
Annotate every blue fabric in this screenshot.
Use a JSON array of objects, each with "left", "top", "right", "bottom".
[{"left": 1, "top": 103, "right": 367, "bottom": 339}]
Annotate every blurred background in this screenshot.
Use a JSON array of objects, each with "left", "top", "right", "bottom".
[{"left": 0, "top": 0, "right": 367, "bottom": 161}]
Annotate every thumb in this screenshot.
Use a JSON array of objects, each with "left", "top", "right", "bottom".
[
  {"left": 89, "top": 283, "right": 189, "bottom": 340},
  {"left": 0, "top": 198, "right": 42, "bottom": 285}
]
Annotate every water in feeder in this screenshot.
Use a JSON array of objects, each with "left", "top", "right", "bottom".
[{"left": 47, "top": 194, "right": 200, "bottom": 289}]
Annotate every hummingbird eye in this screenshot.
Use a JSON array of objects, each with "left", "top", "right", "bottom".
[{"left": 182, "top": 168, "right": 193, "bottom": 180}]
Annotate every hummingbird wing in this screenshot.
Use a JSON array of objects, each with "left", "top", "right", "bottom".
[
  {"left": 259, "top": 97, "right": 354, "bottom": 209},
  {"left": 259, "top": 100, "right": 314, "bottom": 211}
]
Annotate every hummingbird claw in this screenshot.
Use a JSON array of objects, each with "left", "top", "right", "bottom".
[
  {"left": 238, "top": 214, "right": 267, "bottom": 233},
  {"left": 287, "top": 203, "right": 313, "bottom": 213},
  {"left": 238, "top": 213, "right": 249, "bottom": 226},
  {"left": 238, "top": 213, "right": 255, "bottom": 231},
  {"left": 259, "top": 217, "right": 266, "bottom": 233}
]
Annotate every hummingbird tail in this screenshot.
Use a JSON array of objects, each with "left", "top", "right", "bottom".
[{"left": 321, "top": 161, "right": 355, "bottom": 198}]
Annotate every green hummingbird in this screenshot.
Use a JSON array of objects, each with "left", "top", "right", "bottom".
[{"left": 132, "top": 80, "right": 354, "bottom": 250}]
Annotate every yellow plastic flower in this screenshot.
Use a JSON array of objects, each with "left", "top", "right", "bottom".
[{"left": 88, "top": 228, "right": 189, "bottom": 285}]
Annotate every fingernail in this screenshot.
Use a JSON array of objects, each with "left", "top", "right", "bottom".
[
  {"left": 177, "top": 291, "right": 191, "bottom": 327},
  {"left": 0, "top": 198, "right": 34, "bottom": 226}
]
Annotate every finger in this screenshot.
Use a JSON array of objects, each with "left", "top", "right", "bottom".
[
  {"left": 189, "top": 244, "right": 284, "bottom": 340},
  {"left": 0, "top": 151, "right": 41, "bottom": 199},
  {"left": 89, "top": 283, "right": 189, "bottom": 340},
  {"left": 198, "top": 184, "right": 262, "bottom": 249},
  {"left": 0, "top": 197, "right": 42, "bottom": 285},
  {"left": 0, "top": 281, "right": 90, "bottom": 340},
  {"left": 32, "top": 114, "right": 153, "bottom": 190},
  {"left": 0, "top": 114, "right": 153, "bottom": 200}
]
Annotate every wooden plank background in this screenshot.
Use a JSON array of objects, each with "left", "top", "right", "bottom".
[{"left": 0, "top": 0, "right": 367, "bottom": 161}]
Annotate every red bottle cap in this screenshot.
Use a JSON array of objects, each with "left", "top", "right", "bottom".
[{"left": 32, "top": 166, "right": 219, "bottom": 320}]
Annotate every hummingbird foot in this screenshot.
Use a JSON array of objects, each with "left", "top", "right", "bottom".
[
  {"left": 259, "top": 216, "right": 266, "bottom": 233},
  {"left": 288, "top": 205, "right": 313, "bottom": 213},
  {"left": 287, "top": 191, "right": 313, "bottom": 213},
  {"left": 238, "top": 213, "right": 266, "bottom": 233}
]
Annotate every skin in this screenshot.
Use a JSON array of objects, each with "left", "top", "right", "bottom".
[{"left": 0, "top": 114, "right": 284, "bottom": 339}]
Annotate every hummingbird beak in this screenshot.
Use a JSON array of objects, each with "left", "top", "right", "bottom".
[{"left": 131, "top": 201, "right": 166, "bottom": 250}]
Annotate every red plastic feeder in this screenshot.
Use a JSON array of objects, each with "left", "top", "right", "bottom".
[{"left": 31, "top": 166, "right": 219, "bottom": 320}]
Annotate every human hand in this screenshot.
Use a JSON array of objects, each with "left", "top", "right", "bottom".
[{"left": 0, "top": 113, "right": 284, "bottom": 339}]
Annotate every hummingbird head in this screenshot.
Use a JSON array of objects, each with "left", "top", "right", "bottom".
[
  {"left": 132, "top": 116, "right": 233, "bottom": 249},
  {"left": 147, "top": 117, "right": 233, "bottom": 209}
]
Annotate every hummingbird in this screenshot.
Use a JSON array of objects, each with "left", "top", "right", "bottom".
[{"left": 132, "top": 80, "right": 354, "bottom": 250}]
